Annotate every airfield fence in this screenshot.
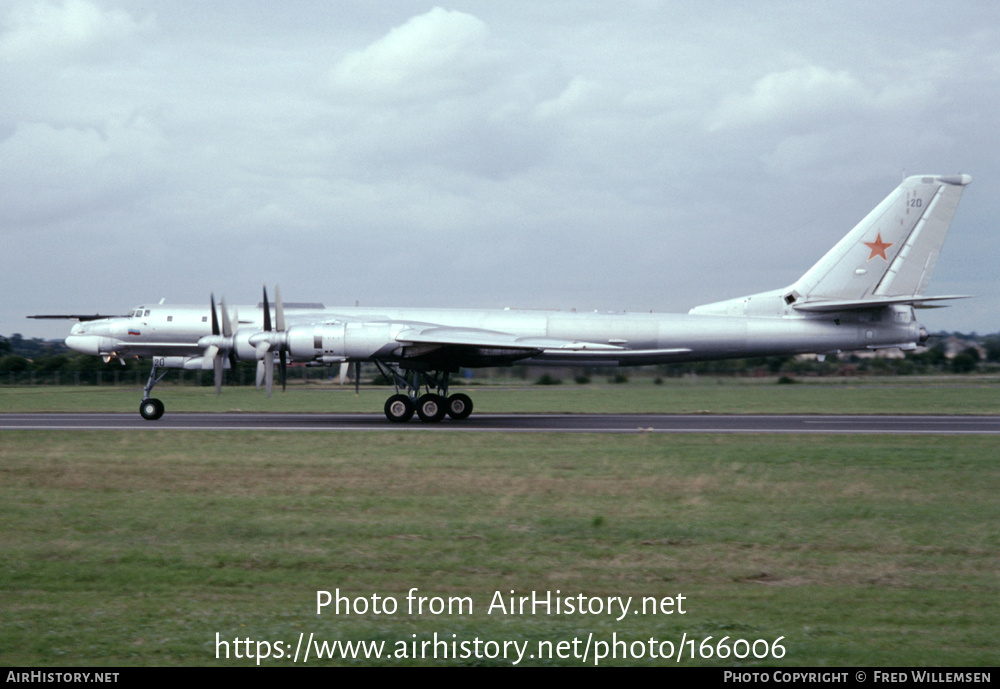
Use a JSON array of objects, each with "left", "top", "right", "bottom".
[{"left": 1, "top": 367, "right": 337, "bottom": 388}]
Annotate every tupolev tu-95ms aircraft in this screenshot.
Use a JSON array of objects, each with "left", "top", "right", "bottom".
[{"left": 33, "top": 174, "right": 972, "bottom": 423}]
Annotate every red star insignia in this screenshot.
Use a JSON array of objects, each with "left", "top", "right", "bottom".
[{"left": 863, "top": 232, "right": 893, "bottom": 261}]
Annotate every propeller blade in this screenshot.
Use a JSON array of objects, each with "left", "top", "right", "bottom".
[
  {"left": 338, "top": 361, "right": 349, "bottom": 385},
  {"left": 228, "top": 306, "right": 239, "bottom": 373},
  {"left": 265, "top": 351, "right": 274, "bottom": 397},
  {"left": 210, "top": 293, "right": 220, "bottom": 336},
  {"left": 213, "top": 353, "right": 223, "bottom": 396},
  {"left": 275, "top": 284, "right": 285, "bottom": 332},
  {"left": 280, "top": 350, "right": 286, "bottom": 392},
  {"left": 355, "top": 361, "right": 360, "bottom": 395},
  {"left": 220, "top": 297, "right": 233, "bottom": 338},
  {"left": 253, "top": 341, "right": 270, "bottom": 391},
  {"left": 262, "top": 285, "right": 272, "bottom": 332}
]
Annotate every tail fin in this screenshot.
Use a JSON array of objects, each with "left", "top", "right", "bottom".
[
  {"left": 689, "top": 174, "right": 971, "bottom": 318},
  {"left": 789, "top": 174, "right": 971, "bottom": 307}
]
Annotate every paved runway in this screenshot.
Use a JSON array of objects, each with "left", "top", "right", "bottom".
[{"left": 3, "top": 412, "right": 1000, "bottom": 433}]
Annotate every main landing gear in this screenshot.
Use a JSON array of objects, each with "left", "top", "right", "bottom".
[
  {"left": 139, "top": 360, "right": 168, "bottom": 421},
  {"left": 374, "top": 362, "right": 473, "bottom": 423}
]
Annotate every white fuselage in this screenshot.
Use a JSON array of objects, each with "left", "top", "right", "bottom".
[{"left": 65, "top": 301, "right": 921, "bottom": 369}]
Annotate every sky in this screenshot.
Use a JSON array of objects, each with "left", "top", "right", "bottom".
[{"left": 3, "top": 0, "right": 997, "bottom": 340}]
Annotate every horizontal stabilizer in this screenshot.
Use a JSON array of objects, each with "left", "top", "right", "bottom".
[{"left": 792, "top": 294, "right": 970, "bottom": 313}]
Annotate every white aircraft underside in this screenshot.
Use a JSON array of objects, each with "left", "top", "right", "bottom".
[{"left": 40, "top": 174, "right": 972, "bottom": 422}]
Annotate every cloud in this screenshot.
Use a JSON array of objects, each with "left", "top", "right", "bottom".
[
  {"left": 534, "top": 76, "right": 596, "bottom": 119},
  {"left": 321, "top": 7, "right": 575, "bottom": 180},
  {"left": 329, "top": 7, "right": 491, "bottom": 101},
  {"left": 0, "top": 0, "right": 149, "bottom": 63},
  {"left": 0, "top": 117, "right": 165, "bottom": 225},
  {"left": 709, "top": 65, "right": 869, "bottom": 132}
]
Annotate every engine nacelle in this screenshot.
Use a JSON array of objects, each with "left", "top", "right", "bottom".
[
  {"left": 286, "top": 322, "right": 398, "bottom": 362},
  {"left": 65, "top": 335, "right": 117, "bottom": 357}
]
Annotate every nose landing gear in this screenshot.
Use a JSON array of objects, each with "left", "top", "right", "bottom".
[{"left": 139, "top": 361, "right": 168, "bottom": 421}]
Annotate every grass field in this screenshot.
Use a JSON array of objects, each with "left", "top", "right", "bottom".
[
  {"left": 3, "top": 374, "right": 1000, "bottom": 415},
  {"left": 1, "top": 382, "right": 999, "bottom": 666}
]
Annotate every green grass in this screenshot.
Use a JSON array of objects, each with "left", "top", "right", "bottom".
[
  {"left": 1, "top": 431, "right": 997, "bottom": 666},
  {"left": 3, "top": 374, "right": 1000, "bottom": 414}
]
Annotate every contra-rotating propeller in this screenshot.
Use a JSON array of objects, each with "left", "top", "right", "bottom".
[
  {"left": 247, "top": 285, "right": 287, "bottom": 397},
  {"left": 197, "top": 293, "right": 239, "bottom": 395}
]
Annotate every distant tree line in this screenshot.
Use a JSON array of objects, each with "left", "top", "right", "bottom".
[
  {"left": 2, "top": 332, "right": 999, "bottom": 385},
  {"left": 0, "top": 333, "right": 247, "bottom": 386}
]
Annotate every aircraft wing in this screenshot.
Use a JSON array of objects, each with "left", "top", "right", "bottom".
[
  {"left": 394, "top": 326, "right": 691, "bottom": 362},
  {"left": 395, "top": 326, "right": 626, "bottom": 351},
  {"left": 533, "top": 347, "right": 692, "bottom": 362},
  {"left": 27, "top": 314, "right": 124, "bottom": 321}
]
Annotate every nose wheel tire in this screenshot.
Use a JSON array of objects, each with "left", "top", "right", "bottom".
[
  {"left": 446, "top": 393, "right": 473, "bottom": 420},
  {"left": 384, "top": 394, "right": 415, "bottom": 423},
  {"left": 139, "top": 398, "right": 165, "bottom": 421},
  {"left": 416, "top": 394, "right": 447, "bottom": 423}
]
